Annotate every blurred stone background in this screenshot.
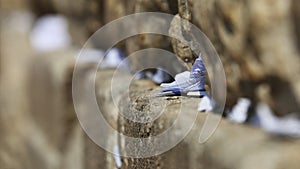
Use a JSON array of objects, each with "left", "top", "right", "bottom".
[{"left": 0, "top": 0, "right": 300, "bottom": 169}]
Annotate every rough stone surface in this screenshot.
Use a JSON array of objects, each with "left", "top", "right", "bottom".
[
  {"left": 0, "top": 13, "right": 86, "bottom": 169},
  {"left": 31, "top": 0, "right": 300, "bottom": 115},
  {"left": 1, "top": 0, "right": 300, "bottom": 169},
  {"left": 193, "top": 0, "right": 300, "bottom": 115},
  {"left": 96, "top": 69, "right": 300, "bottom": 169}
]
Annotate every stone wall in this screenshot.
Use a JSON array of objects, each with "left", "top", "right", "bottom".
[
  {"left": 1, "top": 0, "right": 300, "bottom": 169},
  {"left": 28, "top": 0, "right": 300, "bottom": 115},
  {"left": 93, "top": 69, "right": 300, "bottom": 169}
]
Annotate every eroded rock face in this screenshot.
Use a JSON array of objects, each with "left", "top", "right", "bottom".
[
  {"left": 193, "top": 0, "right": 300, "bottom": 116},
  {"left": 26, "top": 0, "right": 300, "bottom": 113},
  {"left": 116, "top": 79, "right": 197, "bottom": 169},
  {"left": 96, "top": 69, "right": 300, "bottom": 169},
  {"left": 97, "top": 0, "right": 300, "bottom": 116}
]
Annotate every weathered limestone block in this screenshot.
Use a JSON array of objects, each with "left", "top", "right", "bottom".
[
  {"left": 28, "top": 51, "right": 76, "bottom": 150},
  {"left": 169, "top": 0, "right": 196, "bottom": 69},
  {"left": 117, "top": 80, "right": 163, "bottom": 169},
  {"left": 92, "top": 69, "right": 197, "bottom": 168},
  {"left": 0, "top": 12, "right": 88, "bottom": 169},
  {"left": 0, "top": 13, "right": 63, "bottom": 169},
  {"left": 80, "top": 68, "right": 135, "bottom": 169},
  {"left": 169, "top": 14, "right": 195, "bottom": 69},
  {"left": 95, "top": 69, "right": 300, "bottom": 169},
  {"left": 199, "top": 115, "right": 300, "bottom": 169},
  {"left": 117, "top": 80, "right": 198, "bottom": 169},
  {"left": 124, "top": 0, "right": 178, "bottom": 74},
  {"left": 0, "top": 13, "right": 31, "bottom": 169},
  {"left": 71, "top": 64, "right": 109, "bottom": 169},
  {"left": 27, "top": 50, "right": 90, "bottom": 169},
  {"left": 193, "top": 0, "right": 300, "bottom": 115}
]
